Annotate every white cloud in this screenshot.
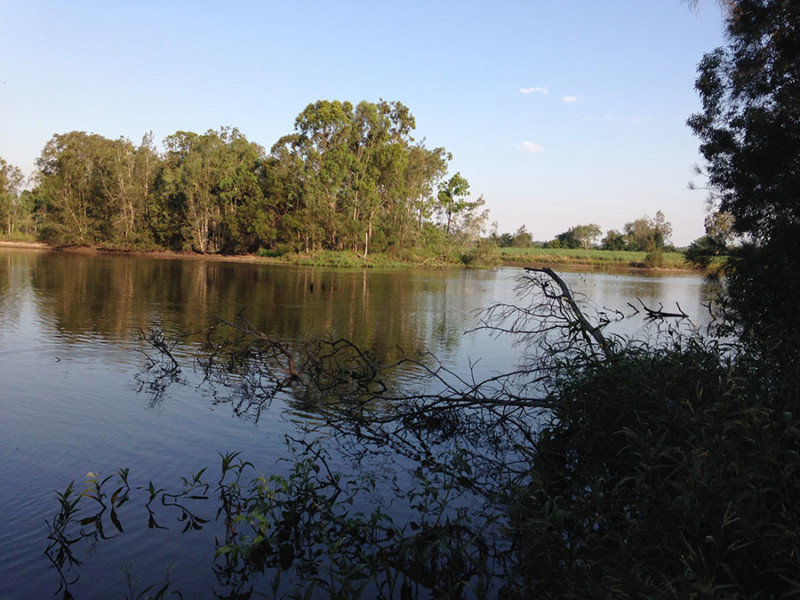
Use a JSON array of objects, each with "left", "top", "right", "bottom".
[
  {"left": 518, "top": 141, "right": 544, "bottom": 153},
  {"left": 520, "top": 86, "right": 548, "bottom": 94},
  {"left": 561, "top": 95, "right": 578, "bottom": 103}
]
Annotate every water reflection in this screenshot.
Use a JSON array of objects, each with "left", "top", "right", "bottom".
[
  {"left": 0, "top": 249, "right": 716, "bottom": 600},
  {"left": 23, "top": 252, "right": 495, "bottom": 363}
]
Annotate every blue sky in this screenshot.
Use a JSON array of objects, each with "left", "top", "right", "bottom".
[{"left": 0, "top": 1, "right": 726, "bottom": 245}]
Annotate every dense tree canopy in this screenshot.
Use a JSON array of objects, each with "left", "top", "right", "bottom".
[
  {"left": 688, "top": 0, "right": 800, "bottom": 242},
  {"left": 546, "top": 223, "right": 602, "bottom": 249},
  {"left": 35, "top": 131, "right": 159, "bottom": 246},
  {"left": 12, "top": 100, "right": 491, "bottom": 260},
  {"left": 688, "top": 0, "right": 800, "bottom": 390},
  {"left": 266, "top": 100, "right": 458, "bottom": 257}
]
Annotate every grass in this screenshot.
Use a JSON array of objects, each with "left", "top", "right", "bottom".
[
  {"left": 497, "top": 246, "right": 691, "bottom": 270},
  {"left": 1, "top": 237, "right": 696, "bottom": 271},
  {"left": 257, "top": 249, "right": 451, "bottom": 269},
  {"left": 0, "top": 232, "right": 40, "bottom": 243}
]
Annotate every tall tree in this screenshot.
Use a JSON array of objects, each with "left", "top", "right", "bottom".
[
  {"left": 571, "top": 224, "right": 602, "bottom": 249},
  {"left": 161, "top": 128, "right": 264, "bottom": 253},
  {"left": 688, "top": 0, "right": 800, "bottom": 242},
  {"left": 704, "top": 210, "right": 735, "bottom": 247},
  {"left": 436, "top": 172, "right": 471, "bottom": 237},
  {"left": 398, "top": 144, "right": 449, "bottom": 247},
  {"left": 688, "top": 0, "right": 800, "bottom": 398},
  {"left": 267, "top": 100, "right": 451, "bottom": 256},
  {"left": 0, "top": 157, "right": 25, "bottom": 236},
  {"left": 35, "top": 132, "right": 162, "bottom": 245},
  {"left": 551, "top": 223, "right": 602, "bottom": 249},
  {"left": 623, "top": 211, "right": 672, "bottom": 251},
  {"left": 36, "top": 132, "right": 108, "bottom": 243}
]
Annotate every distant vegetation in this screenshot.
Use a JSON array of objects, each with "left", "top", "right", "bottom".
[
  {"left": 497, "top": 247, "right": 689, "bottom": 270},
  {"left": 1, "top": 100, "right": 723, "bottom": 271},
  {"left": 0, "top": 101, "right": 495, "bottom": 266}
]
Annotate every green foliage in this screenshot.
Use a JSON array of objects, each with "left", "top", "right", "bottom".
[
  {"left": 0, "top": 156, "right": 28, "bottom": 237},
  {"left": 498, "top": 246, "right": 688, "bottom": 269},
  {"left": 643, "top": 247, "right": 664, "bottom": 268},
  {"left": 624, "top": 211, "right": 672, "bottom": 251},
  {"left": 508, "top": 339, "right": 800, "bottom": 597},
  {"left": 688, "top": 1, "right": 800, "bottom": 243},
  {"left": 160, "top": 127, "right": 266, "bottom": 253},
  {"left": 46, "top": 442, "right": 495, "bottom": 599},
  {"left": 257, "top": 247, "right": 284, "bottom": 258},
  {"left": 548, "top": 224, "right": 602, "bottom": 250},
  {"left": 684, "top": 234, "right": 727, "bottom": 269},
  {"left": 458, "top": 239, "right": 500, "bottom": 267},
  {"left": 28, "top": 100, "right": 464, "bottom": 260},
  {"left": 35, "top": 132, "right": 159, "bottom": 246},
  {"left": 509, "top": 225, "right": 533, "bottom": 248},
  {"left": 550, "top": 216, "right": 673, "bottom": 253},
  {"left": 703, "top": 211, "right": 735, "bottom": 248},
  {"left": 214, "top": 442, "right": 493, "bottom": 599},
  {"left": 601, "top": 229, "right": 627, "bottom": 251},
  {"left": 688, "top": 0, "right": 800, "bottom": 393}
]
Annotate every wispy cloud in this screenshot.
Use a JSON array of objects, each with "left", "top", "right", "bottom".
[
  {"left": 520, "top": 86, "right": 548, "bottom": 95},
  {"left": 561, "top": 95, "right": 578, "bottom": 103},
  {"left": 518, "top": 141, "right": 544, "bottom": 153}
]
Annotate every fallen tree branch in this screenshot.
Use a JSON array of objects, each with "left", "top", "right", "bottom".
[{"left": 631, "top": 298, "right": 689, "bottom": 321}]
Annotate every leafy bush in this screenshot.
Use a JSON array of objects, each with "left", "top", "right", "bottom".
[
  {"left": 257, "top": 247, "right": 284, "bottom": 258},
  {"left": 459, "top": 240, "right": 500, "bottom": 267},
  {"left": 643, "top": 247, "right": 664, "bottom": 268},
  {"left": 507, "top": 339, "right": 800, "bottom": 597}
]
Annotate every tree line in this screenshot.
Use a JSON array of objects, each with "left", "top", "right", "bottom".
[
  {"left": 542, "top": 211, "right": 674, "bottom": 251},
  {"left": 0, "top": 100, "right": 489, "bottom": 258}
]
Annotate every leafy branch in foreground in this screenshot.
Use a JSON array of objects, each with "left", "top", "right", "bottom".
[{"left": 44, "top": 441, "right": 501, "bottom": 600}]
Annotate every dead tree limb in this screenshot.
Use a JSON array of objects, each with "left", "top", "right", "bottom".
[
  {"left": 633, "top": 298, "right": 689, "bottom": 321},
  {"left": 525, "top": 267, "right": 614, "bottom": 359}
]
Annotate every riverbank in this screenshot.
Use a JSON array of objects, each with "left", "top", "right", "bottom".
[
  {"left": 0, "top": 239, "right": 697, "bottom": 273},
  {"left": 497, "top": 246, "right": 691, "bottom": 270}
]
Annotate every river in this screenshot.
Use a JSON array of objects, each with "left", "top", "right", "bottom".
[{"left": 0, "top": 248, "right": 715, "bottom": 599}]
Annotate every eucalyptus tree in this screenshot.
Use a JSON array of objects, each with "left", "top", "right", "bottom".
[
  {"left": 266, "top": 99, "right": 452, "bottom": 256},
  {"left": 94, "top": 133, "right": 160, "bottom": 245},
  {"left": 35, "top": 132, "right": 162, "bottom": 245},
  {"left": 266, "top": 133, "right": 319, "bottom": 252},
  {"left": 36, "top": 132, "right": 110, "bottom": 243},
  {"left": 292, "top": 100, "right": 355, "bottom": 251},
  {"left": 160, "top": 127, "right": 264, "bottom": 253},
  {"left": 0, "top": 157, "right": 25, "bottom": 236},
  {"left": 569, "top": 224, "right": 602, "bottom": 249},
  {"left": 348, "top": 100, "right": 419, "bottom": 257},
  {"left": 402, "top": 144, "right": 450, "bottom": 244}
]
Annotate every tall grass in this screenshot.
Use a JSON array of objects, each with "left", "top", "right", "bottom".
[{"left": 498, "top": 247, "right": 689, "bottom": 269}]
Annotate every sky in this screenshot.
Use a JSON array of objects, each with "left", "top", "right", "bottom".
[{"left": 0, "top": 1, "right": 727, "bottom": 246}]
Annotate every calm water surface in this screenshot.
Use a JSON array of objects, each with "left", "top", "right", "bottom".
[{"left": 0, "top": 249, "right": 714, "bottom": 599}]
